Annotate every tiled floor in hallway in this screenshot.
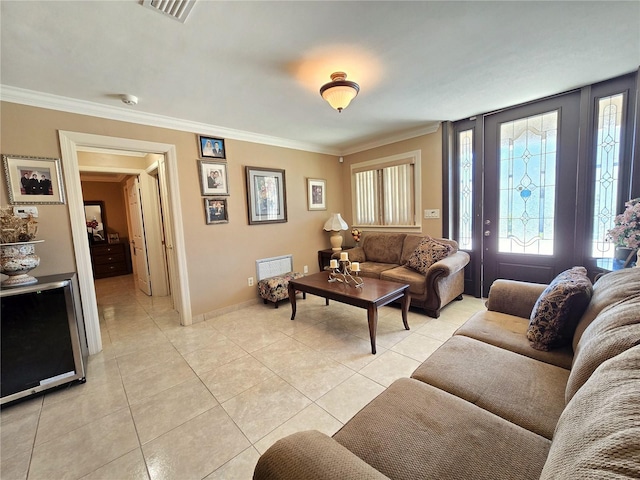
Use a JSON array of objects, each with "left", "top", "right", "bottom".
[{"left": 1, "top": 274, "right": 486, "bottom": 480}]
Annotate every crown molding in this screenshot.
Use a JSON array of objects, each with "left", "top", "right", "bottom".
[
  {"left": 0, "top": 85, "right": 341, "bottom": 156},
  {"left": 1, "top": 85, "right": 441, "bottom": 157},
  {"left": 340, "top": 122, "right": 441, "bottom": 156}
]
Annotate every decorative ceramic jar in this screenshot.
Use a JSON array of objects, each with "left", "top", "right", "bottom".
[{"left": 0, "top": 240, "right": 44, "bottom": 286}]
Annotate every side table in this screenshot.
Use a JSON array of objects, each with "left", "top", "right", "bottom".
[{"left": 317, "top": 248, "right": 352, "bottom": 272}]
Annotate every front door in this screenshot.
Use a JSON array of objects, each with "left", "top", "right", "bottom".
[{"left": 482, "top": 92, "right": 581, "bottom": 295}]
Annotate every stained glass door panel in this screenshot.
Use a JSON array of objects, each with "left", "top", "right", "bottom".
[{"left": 482, "top": 92, "right": 581, "bottom": 296}]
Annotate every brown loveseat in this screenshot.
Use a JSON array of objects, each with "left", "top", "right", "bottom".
[
  {"left": 342, "top": 233, "right": 470, "bottom": 317},
  {"left": 254, "top": 267, "right": 640, "bottom": 480}
]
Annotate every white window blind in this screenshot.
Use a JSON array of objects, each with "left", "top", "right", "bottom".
[{"left": 351, "top": 151, "right": 420, "bottom": 227}]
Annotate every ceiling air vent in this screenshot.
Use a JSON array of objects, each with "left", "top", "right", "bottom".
[{"left": 141, "top": 0, "right": 196, "bottom": 23}]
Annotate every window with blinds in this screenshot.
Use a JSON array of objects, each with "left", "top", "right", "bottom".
[{"left": 351, "top": 151, "right": 420, "bottom": 227}]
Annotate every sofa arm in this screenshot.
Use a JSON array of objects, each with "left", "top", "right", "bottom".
[
  {"left": 486, "top": 279, "right": 547, "bottom": 319},
  {"left": 254, "top": 430, "right": 389, "bottom": 480},
  {"left": 426, "top": 250, "right": 470, "bottom": 278}
]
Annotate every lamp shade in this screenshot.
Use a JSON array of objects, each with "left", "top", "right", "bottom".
[
  {"left": 320, "top": 72, "right": 359, "bottom": 112},
  {"left": 323, "top": 213, "right": 348, "bottom": 232}
]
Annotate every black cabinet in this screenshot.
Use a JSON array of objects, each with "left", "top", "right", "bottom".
[{"left": 1, "top": 273, "right": 87, "bottom": 405}]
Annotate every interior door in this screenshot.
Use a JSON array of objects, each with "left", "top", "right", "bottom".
[
  {"left": 482, "top": 92, "right": 581, "bottom": 295},
  {"left": 127, "top": 177, "right": 152, "bottom": 296}
]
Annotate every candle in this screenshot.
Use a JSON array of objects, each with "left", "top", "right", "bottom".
[
  {"left": 351, "top": 262, "right": 360, "bottom": 272},
  {"left": 340, "top": 251, "right": 349, "bottom": 261},
  {"left": 329, "top": 259, "right": 338, "bottom": 269}
]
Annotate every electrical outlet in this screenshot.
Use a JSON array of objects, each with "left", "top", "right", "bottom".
[
  {"left": 424, "top": 209, "right": 440, "bottom": 219},
  {"left": 303, "top": 265, "right": 308, "bottom": 274},
  {"left": 248, "top": 277, "right": 254, "bottom": 286}
]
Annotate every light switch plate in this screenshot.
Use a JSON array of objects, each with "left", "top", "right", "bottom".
[
  {"left": 13, "top": 206, "right": 38, "bottom": 218},
  {"left": 424, "top": 209, "right": 440, "bottom": 219}
]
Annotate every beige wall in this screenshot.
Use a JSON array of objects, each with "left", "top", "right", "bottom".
[
  {"left": 1, "top": 101, "right": 443, "bottom": 320},
  {"left": 81, "top": 181, "right": 130, "bottom": 239},
  {"left": 341, "top": 128, "right": 443, "bottom": 246}
]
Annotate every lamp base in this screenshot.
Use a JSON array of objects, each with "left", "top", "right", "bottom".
[{"left": 329, "top": 232, "right": 343, "bottom": 251}]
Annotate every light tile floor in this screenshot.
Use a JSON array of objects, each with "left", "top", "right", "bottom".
[{"left": 1, "top": 274, "right": 486, "bottom": 480}]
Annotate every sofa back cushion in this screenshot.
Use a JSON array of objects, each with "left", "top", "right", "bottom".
[
  {"left": 566, "top": 295, "right": 640, "bottom": 402},
  {"left": 362, "top": 233, "right": 406, "bottom": 264},
  {"left": 527, "top": 267, "right": 593, "bottom": 351},
  {"left": 540, "top": 345, "right": 640, "bottom": 479},
  {"left": 405, "top": 237, "right": 454, "bottom": 274},
  {"left": 572, "top": 268, "right": 640, "bottom": 351}
]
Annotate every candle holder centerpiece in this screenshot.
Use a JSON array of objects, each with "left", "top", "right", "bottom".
[{"left": 328, "top": 251, "right": 364, "bottom": 288}]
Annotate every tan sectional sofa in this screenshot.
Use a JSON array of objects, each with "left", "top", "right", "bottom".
[
  {"left": 343, "top": 233, "right": 470, "bottom": 318},
  {"left": 254, "top": 267, "right": 640, "bottom": 480}
]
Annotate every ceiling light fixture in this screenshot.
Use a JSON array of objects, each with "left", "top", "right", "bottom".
[{"left": 320, "top": 72, "right": 359, "bottom": 113}]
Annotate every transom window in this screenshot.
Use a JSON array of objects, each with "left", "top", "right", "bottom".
[{"left": 351, "top": 151, "right": 420, "bottom": 227}]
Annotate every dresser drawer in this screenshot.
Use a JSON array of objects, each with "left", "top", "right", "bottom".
[
  {"left": 94, "top": 263, "right": 128, "bottom": 276},
  {"left": 91, "top": 244, "right": 125, "bottom": 256},
  {"left": 92, "top": 252, "right": 125, "bottom": 265}
]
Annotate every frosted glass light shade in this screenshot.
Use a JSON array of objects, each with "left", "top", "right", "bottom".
[{"left": 320, "top": 72, "right": 359, "bottom": 113}]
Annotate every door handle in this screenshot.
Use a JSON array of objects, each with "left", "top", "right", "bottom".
[{"left": 484, "top": 230, "right": 491, "bottom": 236}]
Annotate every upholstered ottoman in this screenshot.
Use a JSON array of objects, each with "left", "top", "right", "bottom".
[{"left": 258, "top": 272, "right": 306, "bottom": 308}]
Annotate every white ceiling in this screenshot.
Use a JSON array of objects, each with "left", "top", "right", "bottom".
[{"left": 1, "top": 1, "right": 639, "bottom": 155}]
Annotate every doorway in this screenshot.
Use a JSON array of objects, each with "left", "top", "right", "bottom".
[{"left": 59, "top": 131, "right": 191, "bottom": 355}]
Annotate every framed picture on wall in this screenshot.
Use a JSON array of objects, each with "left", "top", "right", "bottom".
[
  {"left": 2, "top": 154, "right": 65, "bottom": 204},
  {"left": 204, "top": 198, "right": 229, "bottom": 224},
  {"left": 198, "top": 135, "right": 226, "bottom": 159},
  {"left": 198, "top": 160, "right": 229, "bottom": 196},
  {"left": 307, "top": 178, "right": 326, "bottom": 210},
  {"left": 245, "top": 166, "right": 287, "bottom": 225}
]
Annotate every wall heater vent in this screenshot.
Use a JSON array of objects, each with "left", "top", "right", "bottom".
[
  {"left": 256, "top": 255, "right": 293, "bottom": 281},
  {"left": 141, "top": 0, "right": 196, "bottom": 23}
]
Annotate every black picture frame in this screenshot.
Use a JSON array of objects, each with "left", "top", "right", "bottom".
[{"left": 198, "top": 135, "right": 226, "bottom": 159}]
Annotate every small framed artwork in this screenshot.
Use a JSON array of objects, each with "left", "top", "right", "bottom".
[
  {"left": 205, "top": 198, "right": 229, "bottom": 224},
  {"left": 245, "top": 166, "right": 287, "bottom": 225},
  {"left": 198, "top": 135, "right": 226, "bottom": 159},
  {"left": 198, "top": 160, "right": 229, "bottom": 196},
  {"left": 107, "top": 232, "right": 120, "bottom": 244},
  {"left": 2, "top": 154, "right": 66, "bottom": 204},
  {"left": 307, "top": 178, "right": 326, "bottom": 211}
]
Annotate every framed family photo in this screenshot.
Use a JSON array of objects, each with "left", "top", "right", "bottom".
[
  {"left": 198, "top": 160, "right": 229, "bottom": 196},
  {"left": 307, "top": 178, "right": 326, "bottom": 211},
  {"left": 245, "top": 166, "right": 287, "bottom": 225},
  {"left": 2, "top": 154, "right": 65, "bottom": 204},
  {"left": 204, "top": 198, "right": 229, "bottom": 224},
  {"left": 198, "top": 135, "right": 226, "bottom": 159}
]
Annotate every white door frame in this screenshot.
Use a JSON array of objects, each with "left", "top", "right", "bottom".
[{"left": 58, "top": 131, "right": 192, "bottom": 355}]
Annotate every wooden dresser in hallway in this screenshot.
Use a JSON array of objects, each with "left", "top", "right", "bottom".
[{"left": 90, "top": 242, "right": 132, "bottom": 279}]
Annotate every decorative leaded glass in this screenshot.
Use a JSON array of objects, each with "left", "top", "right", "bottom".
[
  {"left": 591, "top": 94, "right": 623, "bottom": 258},
  {"left": 458, "top": 129, "right": 473, "bottom": 249},
  {"left": 498, "top": 111, "right": 557, "bottom": 255}
]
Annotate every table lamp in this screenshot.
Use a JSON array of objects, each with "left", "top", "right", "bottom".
[{"left": 323, "top": 213, "right": 348, "bottom": 251}]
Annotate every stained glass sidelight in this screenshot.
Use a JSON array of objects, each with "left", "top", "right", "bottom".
[
  {"left": 457, "top": 129, "right": 473, "bottom": 249},
  {"left": 498, "top": 111, "right": 558, "bottom": 255},
  {"left": 591, "top": 94, "right": 623, "bottom": 258}
]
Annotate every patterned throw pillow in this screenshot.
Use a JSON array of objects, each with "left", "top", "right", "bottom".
[
  {"left": 527, "top": 267, "right": 593, "bottom": 351},
  {"left": 405, "top": 237, "right": 453, "bottom": 274}
]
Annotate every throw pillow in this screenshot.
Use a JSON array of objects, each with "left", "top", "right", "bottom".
[
  {"left": 527, "top": 266, "right": 593, "bottom": 351},
  {"left": 405, "top": 237, "right": 453, "bottom": 274}
]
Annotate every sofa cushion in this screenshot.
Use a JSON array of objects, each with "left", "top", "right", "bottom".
[
  {"left": 380, "top": 265, "right": 426, "bottom": 296},
  {"left": 411, "top": 335, "right": 569, "bottom": 439},
  {"left": 358, "top": 262, "right": 398, "bottom": 279},
  {"left": 527, "top": 266, "right": 592, "bottom": 351},
  {"left": 455, "top": 310, "right": 573, "bottom": 369},
  {"left": 572, "top": 267, "right": 640, "bottom": 351},
  {"left": 405, "top": 237, "right": 453, "bottom": 274},
  {"left": 334, "top": 378, "right": 551, "bottom": 480},
  {"left": 566, "top": 296, "right": 640, "bottom": 402},
  {"left": 399, "top": 234, "right": 458, "bottom": 265},
  {"left": 541, "top": 345, "right": 640, "bottom": 479},
  {"left": 362, "top": 233, "right": 406, "bottom": 264}
]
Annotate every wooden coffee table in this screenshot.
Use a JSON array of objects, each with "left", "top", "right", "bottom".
[{"left": 288, "top": 271, "right": 410, "bottom": 354}]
